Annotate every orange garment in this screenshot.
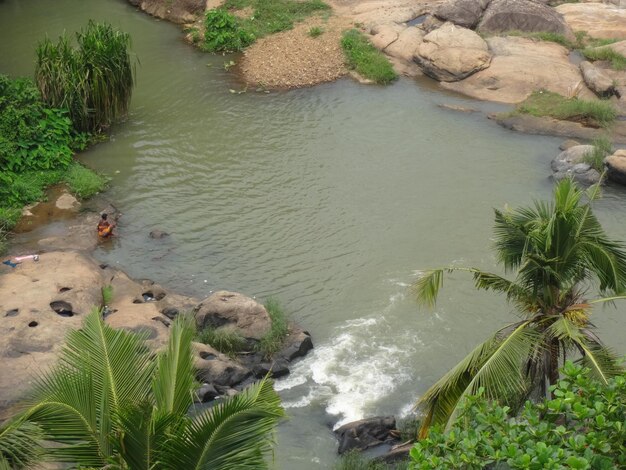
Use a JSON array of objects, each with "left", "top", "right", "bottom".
[{"left": 97, "top": 221, "right": 113, "bottom": 238}]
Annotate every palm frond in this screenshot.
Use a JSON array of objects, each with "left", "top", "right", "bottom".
[
  {"left": 153, "top": 314, "right": 198, "bottom": 419},
  {"left": 161, "top": 378, "right": 285, "bottom": 470},
  {"left": 0, "top": 419, "right": 43, "bottom": 469},
  {"left": 413, "top": 269, "right": 445, "bottom": 308},
  {"left": 416, "top": 321, "right": 539, "bottom": 436}
]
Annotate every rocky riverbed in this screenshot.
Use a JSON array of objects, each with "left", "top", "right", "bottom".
[{"left": 0, "top": 195, "right": 313, "bottom": 419}]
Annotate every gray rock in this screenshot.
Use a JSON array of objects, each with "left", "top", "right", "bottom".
[
  {"left": 195, "top": 383, "right": 219, "bottom": 403},
  {"left": 580, "top": 61, "right": 616, "bottom": 98},
  {"left": 149, "top": 229, "right": 169, "bottom": 239},
  {"left": 551, "top": 145, "right": 601, "bottom": 185},
  {"left": 253, "top": 359, "right": 291, "bottom": 379},
  {"left": 434, "top": 0, "right": 492, "bottom": 28},
  {"left": 478, "top": 0, "right": 574, "bottom": 39},
  {"left": 559, "top": 139, "right": 580, "bottom": 151},
  {"left": 277, "top": 328, "right": 314, "bottom": 362},
  {"left": 161, "top": 307, "right": 179, "bottom": 319},
  {"left": 335, "top": 416, "right": 397, "bottom": 454},
  {"left": 420, "top": 15, "right": 445, "bottom": 33}
]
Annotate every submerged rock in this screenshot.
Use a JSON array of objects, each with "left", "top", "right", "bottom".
[
  {"left": 551, "top": 145, "right": 601, "bottom": 185},
  {"left": 335, "top": 416, "right": 397, "bottom": 454}
]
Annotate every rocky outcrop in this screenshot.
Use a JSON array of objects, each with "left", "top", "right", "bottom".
[
  {"left": 195, "top": 291, "right": 272, "bottom": 341},
  {"left": 434, "top": 0, "right": 491, "bottom": 29},
  {"left": 127, "top": 0, "right": 205, "bottom": 24},
  {"left": 477, "top": 0, "right": 574, "bottom": 39},
  {"left": 335, "top": 416, "right": 398, "bottom": 454},
  {"left": 551, "top": 145, "right": 602, "bottom": 185},
  {"left": 442, "top": 36, "right": 595, "bottom": 103},
  {"left": 556, "top": 3, "right": 626, "bottom": 40},
  {"left": 385, "top": 27, "right": 425, "bottom": 63},
  {"left": 580, "top": 61, "right": 617, "bottom": 98},
  {"left": 414, "top": 22, "right": 492, "bottom": 81},
  {"left": 605, "top": 149, "right": 626, "bottom": 185}
]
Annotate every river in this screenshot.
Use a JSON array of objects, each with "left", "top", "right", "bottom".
[{"left": 2, "top": 1, "right": 626, "bottom": 468}]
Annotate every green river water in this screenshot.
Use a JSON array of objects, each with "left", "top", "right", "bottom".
[{"left": 2, "top": 1, "right": 626, "bottom": 467}]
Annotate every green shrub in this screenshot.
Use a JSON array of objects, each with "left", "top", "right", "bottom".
[
  {"left": 341, "top": 29, "right": 398, "bottom": 85},
  {"left": 196, "top": 326, "right": 247, "bottom": 357},
  {"left": 309, "top": 26, "right": 324, "bottom": 37},
  {"left": 35, "top": 21, "right": 135, "bottom": 133},
  {"left": 410, "top": 362, "right": 626, "bottom": 469},
  {"left": 581, "top": 46, "right": 626, "bottom": 71},
  {"left": 258, "top": 297, "right": 289, "bottom": 358},
  {"left": 583, "top": 135, "right": 613, "bottom": 172},
  {"left": 0, "top": 75, "right": 74, "bottom": 174},
  {"left": 203, "top": 9, "right": 255, "bottom": 52},
  {"left": 515, "top": 90, "right": 616, "bottom": 127}
]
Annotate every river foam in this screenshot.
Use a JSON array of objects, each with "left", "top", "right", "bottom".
[{"left": 277, "top": 290, "right": 421, "bottom": 429}]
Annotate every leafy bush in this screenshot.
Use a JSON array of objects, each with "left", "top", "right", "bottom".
[
  {"left": 515, "top": 90, "right": 616, "bottom": 127},
  {"left": 196, "top": 326, "right": 247, "bottom": 357},
  {"left": 258, "top": 297, "right": 289, "bottom": 358},
  {"left": 410, "top": 362, "right": 626, "bottom": 469},
  {"left": 0, "top": 75, "right": 75, "bottom": 174},
  {"left": 203, "top": 9, "right": 255, "bottom": 52},
  {"left": 341, "top": 29, "right": 398, "bottom": 85},
  {"left": 583, "top": 135, "right": 613, "bottom": 172},
  {"left": 35, "top": 21, "right": 135, "bottom": 133}
]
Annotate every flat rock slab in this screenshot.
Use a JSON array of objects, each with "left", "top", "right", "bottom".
[
  {"left": 556, "top": 3, "right": 626, "bottom": 40},
  {"left": 442, "top": 36, "right": 594, "bottom": 103}
]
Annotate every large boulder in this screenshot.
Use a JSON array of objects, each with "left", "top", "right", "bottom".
[
  {"left": 335, "top": 416, "right": 397, "bottom": 454},
  {"left": 414, "top": 22, "right": 492, "bottom": 81},
  {"left": 193, "top": 342, "right": 252, "bottom": 387},
  {"left": 580, "top": 61, "right": 617, "bottom": 98},
  {"left": 551, "top": 145, "right": 601, "bottom": 185},
  {"left": 556, "top": 3, "right": 626, "bottom": 40},
  {"left": 442, "top": 36, "right": 594, "bottom": 103},
  {"left": 195, "top": 291, "right": 271, "bottom": 341},
  {"left": 385, "top": 27, "right": 425, "bottom": 62},
  {"left": 605, "top": 149, "right": 626, "bottom": 185},
  {"left": 478, "top": 0, "right": 574, "bottom": 39},
  {"left": 434, "top": 0, "right": 492, "bottom": 29}
]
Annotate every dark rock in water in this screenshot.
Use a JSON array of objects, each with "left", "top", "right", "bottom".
[
  {"left": 374, "top": 442, "right": 414, "bottom": 464},
  {"left": 149, "top": 229, "right": 169, "bottom": 239},
  {"left": 335, "top": 416, "right": 397, "bottom": 454},
  {"left": 605, "top": 150, "right": 626, "bottom": 185},
  {"left": 195, "top": 383, "right": 219, "bottom": 403},
  {"left": 551, "top": 145, "right": 601, "bottom": 185},
  {"left": 277, "top": 328, "right": 314, "bottom": 362},
  {"left": 161, "top": 307, "right": 179, "bottom": 319},
  {"left": 253, "top": 359, "right": 290, "bottom": 379}
]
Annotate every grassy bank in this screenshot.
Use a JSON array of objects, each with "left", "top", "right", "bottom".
[
  {"left": 512, "top": 90, "right": 616, "bottom": 128},
  {"left": 202, "top": 0, "right": 330, "bottom": 52},
  {"left": 0, "top": 74, "right": 107, "bottom": 255},
  {"left": 341, "top": 29, "right": 398, "bottom": 85}
]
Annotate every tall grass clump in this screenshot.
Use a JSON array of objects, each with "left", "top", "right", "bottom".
[
  {"left": 196, "top": 326, "right": 247, "bottom": 357},
  {"left": 35, "top": 21, "right": 135, "bottom": 133},
  {"left": 581, "top": 46, "right": 626, "bottom": 71},
  {"left": 341, "top": 29, "right": 397, "bottom": 85},
  {"left": 258, "top": 297, "right": 289, "bottom": 358},
  {"left": 101, "top": 284, "right": 113, "bottom": 305},
  {"left": 583, "top": 135, "right": 613, "bottom": 172},
  {"left": 515, "top": 90, "right": 616, "bottom": 128}
]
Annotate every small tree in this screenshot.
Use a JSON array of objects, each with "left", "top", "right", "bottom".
[
  {"left": 413, "top": 179, "right": 626, "bottom": 436},
  {"left": 35, "top": 21, "right": 135, "bottom": 133}
]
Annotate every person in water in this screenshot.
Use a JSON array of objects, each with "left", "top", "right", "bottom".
[{"left": 97, "top": 213, "right": 116, "bottom": 238}]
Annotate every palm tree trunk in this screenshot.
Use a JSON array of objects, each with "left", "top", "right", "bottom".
[{"left": 548, "top": 339, "right": 560, "bottom": 398}]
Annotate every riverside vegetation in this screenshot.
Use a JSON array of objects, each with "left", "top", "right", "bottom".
[
  {"left": 0, "top": 311, "right": 285, "bottom": 468},
  {"left": 0, "top": 21, "right": 135, "bottom": 254}
]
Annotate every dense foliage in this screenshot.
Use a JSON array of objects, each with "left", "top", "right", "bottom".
[
  {"left": 203, "top": 9, "right": 255, "bottom": 52},
  {"left": 414, "top": 179, "right": 626, "bottom": 435},
  {"left": 35, "top": 21, "right": 135, "bottom": 133},
  {"left": 410, "top": 362, "right": 626, "bottom": 469},
  {"left": 1, "top": 311, "right": 285, "bottom": 469}
]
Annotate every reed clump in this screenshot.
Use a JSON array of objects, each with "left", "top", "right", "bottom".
[{"left": 35, "top": 21, "right": 135, "bottom": 133}]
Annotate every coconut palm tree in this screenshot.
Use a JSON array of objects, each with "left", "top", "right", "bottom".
[
  {"left": 414, "top": 178, "right": 626, "bottom": 437},
  {"left": 8, "top": 310, "right": 284, "bottom": 469}
]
